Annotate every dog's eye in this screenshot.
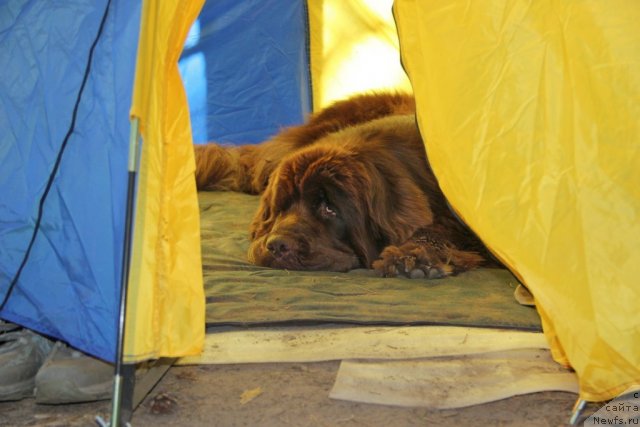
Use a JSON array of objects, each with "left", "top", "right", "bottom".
[{"left": 319, "top": 201, "right": 337, "bottom": 219}]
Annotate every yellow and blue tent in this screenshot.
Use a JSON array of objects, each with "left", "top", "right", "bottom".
[
  {"left": 1, "top": 0, "right": 312, "bottom": 365},
  {"left": 1, "top": 0, "right": 638, "bottom": 418},
  {"left": 0, "top": 0, "right": 206, "bottom": 366}
]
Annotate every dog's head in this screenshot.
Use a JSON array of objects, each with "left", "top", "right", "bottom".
[{"left": 248, "top": 117, "right": 434, "bottom": 272}]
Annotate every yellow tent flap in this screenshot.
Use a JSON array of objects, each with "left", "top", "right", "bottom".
[
  {"left": 394, "top": 0, "right": 640, "bottom": 401},
  {"left": 124, "top": 0, "right": 205, "bottom": 362},
  {"left": 308, "top": 0, "right": 412, "bottom": 109}
]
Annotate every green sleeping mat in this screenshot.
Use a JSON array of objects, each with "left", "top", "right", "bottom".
[{"left": 199, "top": 191, "right": 541, "bottom": 331}]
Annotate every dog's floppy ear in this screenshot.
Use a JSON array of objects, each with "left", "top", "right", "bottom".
[
  {"left": 361, "top": 156, "right": 434, "bottom": 249},
  {"left": 249, "top": 163, "right": 297, "bottom": 240},
  {"left": 329, "top": 151, "right": 434, "bottom": 267},
  {"left": 249, "top": 193, "right": 272, "bottom": 241},
  {"left": 249, "top": 176, "right": 278, "bottom": 241}
]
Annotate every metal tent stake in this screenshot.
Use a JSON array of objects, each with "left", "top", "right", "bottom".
[{"left": 97, "top": 117, "right": 141, "bottom": 427}]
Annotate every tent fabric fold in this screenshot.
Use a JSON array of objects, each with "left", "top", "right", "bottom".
[
  {"left": 125, "top": 0, "right": 206, "bottom": 362},
  {"left": 394, "top": 0, "right": 640, "bottom": 401}
]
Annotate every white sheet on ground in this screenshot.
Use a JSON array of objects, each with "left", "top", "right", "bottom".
[
  {"left": 330, "top": 348, "right": 578, "bottom": 408},
  {"left": 177, "top": 325, "right": 577, "bottom": 408}
]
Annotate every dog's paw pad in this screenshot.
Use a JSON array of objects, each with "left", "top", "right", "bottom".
[
  {"left": 408, "top": 268, "right": 425, "bottom": 279},
  {"left": 408, "top": 265, "right": 450, "bottom": 280},
  {"left": 426, "top": 265, "right": 451, "bottom": 279},
  {"left": 374, "top": 243, "right": 457, "bottom": 280}
]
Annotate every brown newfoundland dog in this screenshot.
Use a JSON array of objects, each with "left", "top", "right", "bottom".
[{"left": 195, "top": 93, "right": 493, "bottom": 279}]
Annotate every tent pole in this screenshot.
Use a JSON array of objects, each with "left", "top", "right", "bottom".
[
  {"left": 569, "top": 398, "right": 587, "bottom": 425},
  {"left": 97, "top": 117, "right": 141, "bottom": 427}
]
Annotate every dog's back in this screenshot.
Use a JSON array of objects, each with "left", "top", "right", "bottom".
[{"left": 195, "top": 92, "right": 415, "bottom": 194}]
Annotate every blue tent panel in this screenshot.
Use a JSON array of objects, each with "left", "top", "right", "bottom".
[
  {"left": 0, "top": 0, "right": 141, "bottom": 362},
  {"left": 179, "top": 0, "right": 311, "bottom": 145}
]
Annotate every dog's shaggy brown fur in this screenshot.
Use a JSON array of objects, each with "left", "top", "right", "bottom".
[{"left": 195, "top": 93, "right": 492, "bottom": 278}]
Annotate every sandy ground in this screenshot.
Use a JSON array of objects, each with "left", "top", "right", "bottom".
[{"left": 0, "top": 361, "right": 598, "bottom": 427}]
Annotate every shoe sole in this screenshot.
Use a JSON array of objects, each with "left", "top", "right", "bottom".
[
  {"left": 35, "top": 378, "right": 112, "bottom": 404},
  {"left": 0, "top": 378, "right": 34, "bottom": 402}
]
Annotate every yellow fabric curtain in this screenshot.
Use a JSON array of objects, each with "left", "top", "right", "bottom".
[
  {"left": 307, "top": 0, "right": 412, "bottom": 109},
  {"left": 124, "top": 0, "right": 205, "bottom": 362},
  {"left": 394, "top": 0, "right": 640, "bottom": 401}
]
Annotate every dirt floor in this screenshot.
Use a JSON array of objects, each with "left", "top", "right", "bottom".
[{"left": 0, "top": 361, "right": 599, "bottom": 427}]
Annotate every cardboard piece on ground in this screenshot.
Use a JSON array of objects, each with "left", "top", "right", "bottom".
[
  {"left": 330, "top": 348, "right": 578, "bottom": 409},
  {"left": 177, "top": 325, "right": 547, "bottom": 365}
]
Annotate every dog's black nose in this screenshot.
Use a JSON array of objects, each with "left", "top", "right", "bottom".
[{"left": 266, "top": 235, "right": 292, "bottom": 258}]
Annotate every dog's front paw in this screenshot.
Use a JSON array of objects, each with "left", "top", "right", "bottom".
[{"left": 372, "top": 243, "right": 453, "bottom": 279}]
